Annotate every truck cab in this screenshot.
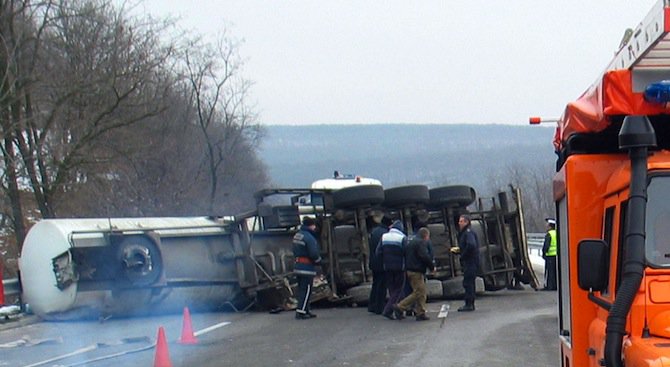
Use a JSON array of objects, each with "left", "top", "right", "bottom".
[{"left": 545, "top": 1, "right": 670, "bottom": 365}]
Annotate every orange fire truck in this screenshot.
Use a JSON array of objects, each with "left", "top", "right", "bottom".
[{"left": 533, "top": 1, "right": 670, "bottom": 366}]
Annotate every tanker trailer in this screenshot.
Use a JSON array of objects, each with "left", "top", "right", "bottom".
[{"left": 19, "top": 216, "right": 262, "bottom": 320}]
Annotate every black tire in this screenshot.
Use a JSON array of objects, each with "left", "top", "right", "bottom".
[
  {"left": 429, "top": 185, "right": 476, "bottom": 208},
  {"left": 115, "top": 235, "right": 163, "bottom": 287},
  {"left": 332, "top": 185, "right": 385, "bottom": 209},
  {"left": 383, "top": 185, "right": 429, "bottom": 208},
  {"left": 471, "top": 220, "right": 486, "bottom": 247},
  {"left": 442, "top": 277, "right": 465, "bottom": 299},
  {"left": 481, "top": 251, "right": 509, "bottom": 291},
  {"left": 346, "top": 283, "right": 372, "bottom": 305}
]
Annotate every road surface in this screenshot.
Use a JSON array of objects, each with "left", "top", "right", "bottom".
[{"left": 0, "top": 258, "right": 558, "bottom": 367}]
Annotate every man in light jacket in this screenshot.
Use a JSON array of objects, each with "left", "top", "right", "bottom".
[{"left": 377, "top": 220, "right": 407, "bottom": 320}]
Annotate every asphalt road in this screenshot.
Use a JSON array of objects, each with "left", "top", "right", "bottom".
[{"left": 0, "top": 284, "right": 558, "bottom": 367}]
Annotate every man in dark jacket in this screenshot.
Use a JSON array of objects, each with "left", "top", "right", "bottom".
[
  {"left": 293, "top": 216, "right": 322, "bottom": 320},
  {"left": 376, "top": 220, "right": 407, "bottom": 320},
  {"left": 368, "top": 216, "right": 392, "bottom": 314},
  {"left": 393, "top": 227, "right": 435, "bottom": 321},
  {"left": 451, "top": 214, "right": 479, "bottom": 312}
]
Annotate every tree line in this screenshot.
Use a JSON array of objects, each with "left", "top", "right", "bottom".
[{"left": 0, "top": 0, "right": 269, "bottom": 258}]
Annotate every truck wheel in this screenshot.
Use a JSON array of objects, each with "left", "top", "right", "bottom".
[
  {"left": 429, "top": 185, "right": 476, "bottom": 208},
  {"left": 442, "top": 276, "right": 486, "bottom": 298},
  {"left": 332, "top": 185, "right": 385, "bottom": 209},
  {"left": 484, "top": 274, "right": 509, "bottom": 291},
  {"left": 481, "top": 253, "right": 510, "bottom": 291},
  {"left": 442, "top": 277, "right": 465, "bottom": 299},
  {"left": 426, "top": 279, "right": 444, "bottom": 300},
  {"left": 116, "top": 236, "right": 163, "bottom": 287},
  {"left": 470, "top": 221, "right": 487, "bottom": 247},
  {"left": 346, "top": 283, "right": 372, "bottom": 305},
  {"left": 383, "top": 185, "right": 429, "bottom": 208}
]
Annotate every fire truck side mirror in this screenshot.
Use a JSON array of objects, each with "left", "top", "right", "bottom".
[{"left": 577, "top": 239, "right": 609, "bottom": 292}]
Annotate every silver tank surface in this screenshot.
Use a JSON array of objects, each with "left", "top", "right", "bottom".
[{"left": 20, "top": 217, "right": 247, "bottom": 320}]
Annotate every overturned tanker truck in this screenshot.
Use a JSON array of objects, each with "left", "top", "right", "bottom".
[{"left": 17, "top": 176, "right": 538, "bottom": 320}]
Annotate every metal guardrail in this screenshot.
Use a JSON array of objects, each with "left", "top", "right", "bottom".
[{"left": 527, "top": 232, "right": 545, "bottom": 256}]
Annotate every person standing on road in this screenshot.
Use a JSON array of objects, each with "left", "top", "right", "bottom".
[
  {"left": 542, "top": 218, "right": 558, "bottom": 291},
  {"left": 377, "top": 220, "right": 407, "bottom": 320},
  {"left": 368, "top": 216, "right": 392, "bottom": 314},
  {"left": 451, "top": 214, "right": 479, "bottom": 312},
  {"left": 393, "top": 227, "right": 435, "bottom": 321},
  {"left": 398, "top": 219, "right": 431, "bottom": 314},
  {"left": 293, "top": 216, "right": 322, "bottom": 320}
]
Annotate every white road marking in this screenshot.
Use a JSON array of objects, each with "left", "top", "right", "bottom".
[
  {"left": 22, "top": 344, "right": 98, "bottom": 367},
  {"left": 23, "top": 319, "right": 232, "bottom": 367},
  {"left": 193, "top": 321, "right": 231, "bottom": 337}
]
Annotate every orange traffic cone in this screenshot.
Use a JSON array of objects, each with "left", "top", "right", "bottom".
[
  {"left": 154, "top": 326, "right": 173, "bottom": 367},
  {"left": 177, "top": 307, "right": 198, "bottom": 345}
]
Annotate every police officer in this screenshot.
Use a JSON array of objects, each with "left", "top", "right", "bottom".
[
  {"left": 293, "top": 216, "right": 322, "bottom": 319},
  {"left": 542, "top": 218, "right": 558, "bottom": 291},
  {"left": 451, "top": 214, "right": 479, "bottom": 312}
]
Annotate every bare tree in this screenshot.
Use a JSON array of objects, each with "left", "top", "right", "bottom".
[
  {"left": 485, "top": 162, "right": 554, "bottom": 232},
  {"left": 0, "top": 0, "right": 48, "bottom": 245},
  {"left": 0, "top": 0, "right": 270, "bottom": 256},
  {"left": 181, "top": 33, "right": 265, "bottom": 214},
  {"left": 26, "top": 0, "right": 178, "bottom": 218},
  {"left": 0, "top": 0, "right": 177, "bottom": 246},
  {"left": 65, "top": 91, "right": 207, "bottom": 217}
]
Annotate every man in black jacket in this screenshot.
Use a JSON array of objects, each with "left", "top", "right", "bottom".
[
  {"left": 368, "top": 216, "right": 392, "bottom": 314},
  {"left": 451, "top": 214, "right": 479, "bottom": 312},
  {"left": 392, "top": 227, "right": 435, "bottom": 321}
]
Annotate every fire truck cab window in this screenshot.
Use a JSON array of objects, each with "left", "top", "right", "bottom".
[{"left": 646, "top": 176, "right": 670, "bottom": 267}]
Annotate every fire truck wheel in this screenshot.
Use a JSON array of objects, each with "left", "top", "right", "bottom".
[
  {"left": 115, "top": 235, "right": 163, "bottom": 287},
  {"left": 332, "top": 185, "right": 385, "bottom": 209},
  {"left": 383, "top": 185, "right": 430, "bottom": 208},
  {"left": 428, "top": 185, "right": 476, "bottom": 208}
]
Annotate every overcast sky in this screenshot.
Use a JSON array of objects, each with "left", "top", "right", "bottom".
[{"left": 138, "top": 1, "right": 659, "bottom": 125}]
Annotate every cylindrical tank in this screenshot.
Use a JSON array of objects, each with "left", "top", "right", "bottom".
[{"left": 20, "top": 217, "right": 247, "bottom": 320}]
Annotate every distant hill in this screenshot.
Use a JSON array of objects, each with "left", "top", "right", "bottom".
[{"left": 258, "top": 124, "right": 557, "bottom": 193}]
